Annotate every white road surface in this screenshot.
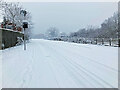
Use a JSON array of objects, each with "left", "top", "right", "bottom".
[{"left": 2, "top": 39, "right": 118, "bottom": 88}]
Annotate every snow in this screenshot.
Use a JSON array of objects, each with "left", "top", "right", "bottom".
[
  {"left": 0, "top": 51, "right": 2, "bottom": 89},
  {"left": 2, "top": 39, "right": 118, "bottom": 88},
  {"left": 0, "top": 28, "right": 23, "bottom": 34}
]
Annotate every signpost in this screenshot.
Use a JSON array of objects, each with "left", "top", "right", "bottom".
[
  {"left": 23, "top": 22, "right": 28, "bottom": 50},
  {"left": 20, "top": 10, "right": 28, "bottom": 50}
]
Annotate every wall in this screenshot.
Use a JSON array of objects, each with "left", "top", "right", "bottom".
[{"left": 0, "top": 29, "right": 24, "bottom": 50}]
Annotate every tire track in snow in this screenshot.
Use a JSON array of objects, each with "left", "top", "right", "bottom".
[
  {"left": 47, "top": 60, "right": 60, "bottom": 88},
  {"left": 55, "top": 43, "right": 118, "bottom": 85},
  {"left": 43, "top": 42, "right": 116, "bottom": 88},
  {"left": 39, "top": 42, "right": 85, "bottom": 87},
  {"left": 51, "top": 51, "right": 106, "bottom": 87},
  {"left": 20, "top": 44, "right": 37, "bottom": 88},
  {"left": 41, "top": 42, "right": 105, "bottom": 87},
  {"left": 35, "top": 42, "right": 61, "bottom": 88},
  {"left": 57, "top": 44, "right": 118, "bottom": 74},
  {"left": 20, "top": 65, "right": 32, "bottom": 88},
  {"left": 55, "top": 43, "right": 118, "bottom": 72},
  {"left": 58, "top": 50, "right": 116, "bottom": 88},
  {"left": 63, "top": 57, "right": 114, "bottom": 88},
  {"left": 4, "top": 40, "right": 117, "bottom": 88}
]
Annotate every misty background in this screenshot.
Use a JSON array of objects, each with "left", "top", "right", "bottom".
[{"left": 21, "top": 2, "right": 117, "bottom": 36}]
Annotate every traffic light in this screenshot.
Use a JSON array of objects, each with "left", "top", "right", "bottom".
[{"left": 23, "top": 22, "right": 28, "bottom": 28}]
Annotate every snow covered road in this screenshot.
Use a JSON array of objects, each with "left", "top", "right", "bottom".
[{"left": 2, "top": 39, "right": 118, "bottom": 88}]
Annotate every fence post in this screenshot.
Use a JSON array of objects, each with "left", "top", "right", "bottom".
[
  {"left": 102, "top": 38, "right": 104, "bottom": 45},
  {"left": 95, "top": 38, "right": 98, "bottom": 44},
  {"left": 91, "top": 40, "right": 92, "bottom": 44},
  {"left": 109, "top": 38, "right": 112, "bottom": 46},
  {"left": 83, "top": 38, "right": 85, "bottom": 44},
  {"left": 82, "top": 40, "right": 84, "bottom": 44},
  {"left": 119, "top": 38, "right": 120, "bottom": 47}
]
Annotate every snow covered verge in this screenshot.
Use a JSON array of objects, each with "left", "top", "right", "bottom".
[
  {"left": 2, "top": 39, "right": 118, "bottom": 88},
  {"left": 0, "top": 50, "right": 2, "bottom": 89}
]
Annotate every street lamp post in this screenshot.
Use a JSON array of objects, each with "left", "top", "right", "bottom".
[{"left": 20, "top": 10, "right": 28, "bottom": 50}]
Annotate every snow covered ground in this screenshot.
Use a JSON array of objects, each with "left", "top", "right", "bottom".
[
  {"left": 0, "top": 50, "right": 2, "bottom": 89},
  {"left": 2, "top": 39, "right": 118, "bottom": 88}
]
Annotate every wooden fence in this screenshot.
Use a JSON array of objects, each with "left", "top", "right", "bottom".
[{"left": 54, "top": 37, "right": 119, "bottom": 47}]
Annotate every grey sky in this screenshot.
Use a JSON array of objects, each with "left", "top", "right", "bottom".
[{"left": 21, "top": 2, "right": 117, "bottom": 35}]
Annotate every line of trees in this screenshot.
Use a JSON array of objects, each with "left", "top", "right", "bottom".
[
  {"left": 69, "top": 12, "right": 118, "bottom": 39},
  {"left": 67, "top": 12, "right": 120, "bottom": 47},
  {"left": 43, "top": 12, "right": 119, "bottom": 39},
  {"left": 38, "top": 12, "right": 119, "bottom": 47}
]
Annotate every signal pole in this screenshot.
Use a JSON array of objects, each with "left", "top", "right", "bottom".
[
  {"left": 24, "top": 28, "right": 26, "bottom": 50},
  {"left": 20, "top": 10, "right": 28, "bottom": 50}
]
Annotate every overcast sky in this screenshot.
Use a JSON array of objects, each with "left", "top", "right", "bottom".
[{"left": 2, "top": 2, "right": 118, "bottom": 35}]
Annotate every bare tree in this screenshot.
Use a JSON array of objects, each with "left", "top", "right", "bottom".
[
  {"left": 0, "top": 0, "right": 2, "bottom": 8},
  {"left": 1, "top": 1, "right": 33, "bottom": 39},
  {"left": 100, "top": 12, "right": 118, "bottom": 38},
  {"left": 46, "top": 27, "right": 59, "bottom": 39},
  {"left": 0, "top": 0, "right": 3, "bottom": 20},
  {"left": 2, "top": 2, "right": 22, "bottom": 24}
]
